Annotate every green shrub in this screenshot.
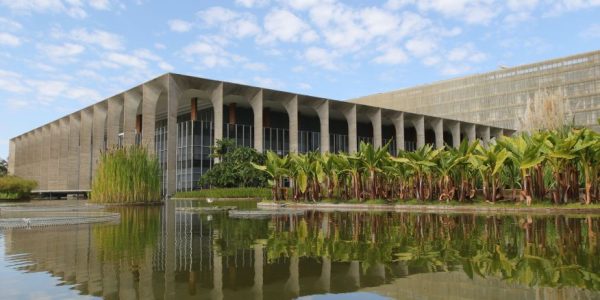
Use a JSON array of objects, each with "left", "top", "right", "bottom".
[
  {"left": 90, "top": 146, "right": 161, "bottom": 204},
  {"left": 175, "top": 187, "right": 271, "bottom": 199},
  {"left": 199, "top": 140, "right": 268, "bottom": 188},
  {"left": 0, "top": 176, "right": 37, "bottom": 199}
]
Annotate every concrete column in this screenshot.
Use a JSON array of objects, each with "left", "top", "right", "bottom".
[
  {"left": 368, "top": 108, "right": 382, "bottom": 148},
  {"left": 412, "top": 116, "right": 425, "bottom": 149},
  {"left": 432, "top": 118, "right": 444, "bottom": 149},
  {"left": 248, "top": 90, "right": 263, "bottom": 152},
  {"left": 32, "top": 131, "right": 40, "bottom": 187},
  {"left": 40, "top": 127, "right": 50, "bottom": 190},
  {"left": 166, "top": 75, "right": 180, "bottom": 196},
  {"left": 8, "top": 139, "right": 15, "bottom": 175},
  {"left": 342, "top": 105, "right": 357, "bottom": 153},
  {"left": 164, "top": 201, "right": 176, "bottom": 298},
  {"left": 282, "top": 95, "right": 299, "bottom": 153},
  {"left": 391, "top": 112, "right": 405, "bottom": 154},
  {"left": 21, "top": 134, "right": 29, "bottom": 181},
  {"left": 68, "top": 114, "right": 81, "bottom": 190},
  {"left": 480, "top": 126, "right": 491, "bottom": 146},
  {"left": 252, "top": 244, "right": 263, "bottom": 299},
  {"left": 12, "top": 137, "right": 20, "bottom": 177},
  {"left": 314, "top": 100, "right": 330, "bottom": 153},
  {"left": 48, "top": 122, "right": 60, "bottom": 190},
  {"left": 450, "top": 121, "right": 460, "bottom": 148},
  {"left": 210, "top": 83, "right": 224, "bottom": 145},
  {"left": 142, "top": 83, "right": 161, "bottom": 154},
  {"left": 285, "top": 254, "right": 300, "bottom": 297},
  {"left": 211, "top": 245, "right": 223, "bottom": 300},
  {"left": 349, "top": 261, "right": 360, "bottom": 288},
  {"left": 59, "top": 118, "right": 70, "bottom": 189},
  {"left": 107, "top": 96, "right": 123, "bottom": 147},
  {"left": 464, "top": 123, "right": 476, "bottom": 143},
  {"left": 92, "top": 102, "right": 107, "bottom": 178},
  {"left": 123, "top": 90, "right": 141, "bottom": 146},
  {"left": 79, "top": 109, "right": 93, "bottom": 190},
  {"left": 319, "top": 257, "right": 331, "bottom": 292}
]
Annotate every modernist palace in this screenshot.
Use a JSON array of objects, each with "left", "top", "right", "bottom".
[{"left": 8, "top": 50, "right": 600, "bottom": 196}]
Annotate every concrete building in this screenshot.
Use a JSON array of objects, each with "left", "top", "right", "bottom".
[
  {"left": 8, "top": 73, "right": 510, "bottom": 195},
  {"left": 352, "top": 50, "right": 600, "bottom": 131}
]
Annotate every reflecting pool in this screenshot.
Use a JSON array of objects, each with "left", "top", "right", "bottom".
[{"left": 1, "top": 200, "right": 600, "bottom": 299}]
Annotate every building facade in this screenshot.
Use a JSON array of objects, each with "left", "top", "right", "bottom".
[
  {"left": 8, "top": 73, "right": 510, "bottom": 195},
  {"left": 352, "top": 50, "right": 600, "bottom": 131}
]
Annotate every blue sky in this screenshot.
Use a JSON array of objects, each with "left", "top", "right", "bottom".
[{"left": 1, "top": 0, "right": 599, "bottom": 160}]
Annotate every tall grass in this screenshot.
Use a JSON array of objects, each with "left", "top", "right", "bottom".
[{"left": 90, "top": 146, "right": 161, "bottom": 204}]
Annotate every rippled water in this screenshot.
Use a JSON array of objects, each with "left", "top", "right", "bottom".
[{"left": 1, "top": 200, "right": 600, "bottom": 300}]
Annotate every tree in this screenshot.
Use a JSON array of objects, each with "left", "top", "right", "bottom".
[
  {"left": 200, "top": 141, "right": 268, "bottom": 188},
  {"left": 0, "top": 158, "right": 7, "bottom": 176}
]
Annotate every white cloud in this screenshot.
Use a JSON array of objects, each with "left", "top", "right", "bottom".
[
  {"left": 235, "top": 0, "right": 269, "bottom": 7},
  {"left": 0, "top": 18, "right": 23, "bottom": 31},
  {"left": 261, "top": 9, "right": 317, "bottom": 43},
  {"left": 304, "top": 47, "right": 338, "bottom": 70},
  {"left": 158, "top": 61, "right": 174, "bottom": 71},
  {"left": 441, "top": 64, "right": 473, "bottom": 76},
  {"left": 65, "top": 87, "right": 101, "bottom": 102},
  {"left": 360, "top": 7, "right": 400, "bottom": 36},
  {"left": 182, "top": 38, "right": 244, "bottom": 69},
  {"left": 546, "top": 0, "right": 600, "bottom": 16},
  {"left": 89, "top": 0, "right": 110, "bottom": 10},
  {"left": 25, "top": 79, "right": 69, "bottom": 100},
  {"left": 385, "top": 0, "right": 414, "bottom": 10},
  {"left": 0, "top": 32, "right": 21, "bottom": 47},
  {"left": 40, "top": 43, "right": 85, "bottom": 59},
  {"left": 416, "top": 0, "right": 498, "bottom": 25},
  {"left": 253, "top": 76, "right": 283, "bottom": 89},
  {"left": 68, "top": 28, "right": 124, "bottom": 50},
  {"left": 405, "top": 37, "right": 437, "bottom": 57},
  {"left": 374, "top": 47, "right": 408, "bottom": 65},
  {"left": 168, "top": 19, "right": 192, "bottom": 33},
  {"left": 0, "top": 69, "right": 29, "bottom": 93},
  {"left": 244, "top": 62, "right": 268, "bottom": 71},
  {"left": 284, "top": 0, "right": 333, "bottom": 10},
  {"left": 198, "top": 7, "right": 261, "bottom": 38},
  {"left": 106, "top": 52, "right": 147, "bottom": 69},
  {"left": 507, "top": 0, "right": 539, "bottom": 11},
  {"left": 447, "top": 44, "right": 486, "bottom": 63},
  {"left": 0, "top": 0, "right": 92, "bottom": 18},
  {"left": 423, "top": 55, "right": 441, "bottom": 66}
]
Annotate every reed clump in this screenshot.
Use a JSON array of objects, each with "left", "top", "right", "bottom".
[{"left": 90, "top": 146, "right": 161, "bottom": 204}]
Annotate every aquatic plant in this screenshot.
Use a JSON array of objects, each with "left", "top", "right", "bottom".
[{"left": 90, "top": 145, "right": 161, "bottom": 204}]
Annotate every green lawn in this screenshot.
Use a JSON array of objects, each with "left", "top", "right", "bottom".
[{"left": 174, "top": 187, "right": 271, "bottom": 199}]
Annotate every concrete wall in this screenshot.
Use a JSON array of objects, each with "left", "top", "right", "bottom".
[{"left": 352, "top": 50, "right": 600, "bottom": 131}]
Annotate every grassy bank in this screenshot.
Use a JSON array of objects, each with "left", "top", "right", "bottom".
[{"left": 175, "top": 187, "right": 271, "bottom": 199}]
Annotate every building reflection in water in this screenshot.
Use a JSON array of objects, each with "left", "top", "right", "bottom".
[{"left": 2, "top": 200, "right": 600, "bottom": 300}]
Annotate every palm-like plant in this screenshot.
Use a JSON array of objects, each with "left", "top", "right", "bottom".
[
  {"left": 395, "top": 145, "right": 440, "bottom": 201},
  {"left": 251, "top": 151, "right": 289, "bottom": 200},
  {"left": 358, "top": 142, "right": 390, "bottom": 199},
  {"left": 470, "top": 143, "right": 511, "bottom": 202}
]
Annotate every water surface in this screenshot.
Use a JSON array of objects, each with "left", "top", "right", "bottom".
[{"left": 1, "top": 200, "right": 599, "bottom": 299}]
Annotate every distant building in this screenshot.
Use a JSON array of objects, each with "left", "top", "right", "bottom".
[
  {"left": 8, "top": 73, "right": 512, "bottom": 195},
  {"left": 352, "top": 50, "right": 600, "bottom": 131}
]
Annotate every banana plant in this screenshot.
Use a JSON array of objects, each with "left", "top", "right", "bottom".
[
  {"left": 470, "top": 143, "right": 511, "bottom": 202},
  {"left": 251, "top": 151, "right": 289, "bottom": 201}
]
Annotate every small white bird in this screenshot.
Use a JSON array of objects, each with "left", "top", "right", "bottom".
[
  {"left": 22, "top": 218, "right": 31, "bottom": 226},
  {"left": 206, "top": 198, "right": 214, "bottom": 204}
]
